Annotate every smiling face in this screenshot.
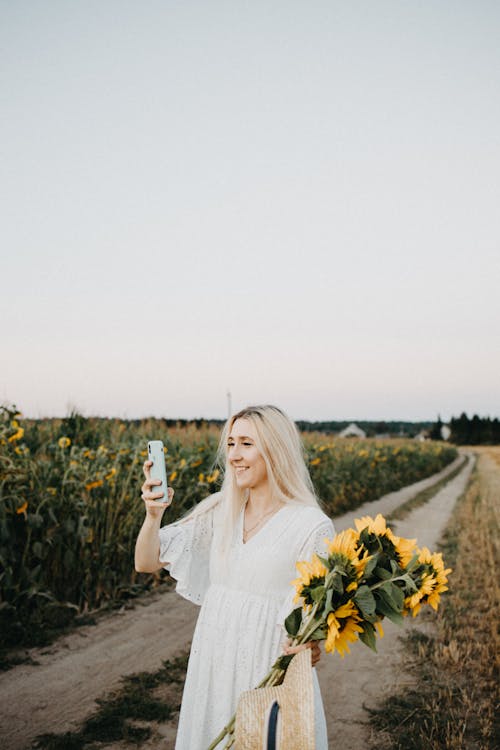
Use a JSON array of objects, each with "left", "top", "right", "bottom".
[{"left": 227, "top": 418, "right": 268, "bottom": 491}]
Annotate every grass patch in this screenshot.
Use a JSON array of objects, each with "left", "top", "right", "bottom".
[
  {"left": 32, "top": 652, "right": 189, "bottom": 749},
  {"left": 368, "top": 449, "right": 500, "bottom": 749},
  {"left": 387, "top": 455, "right": 467, "bottom": 522}
]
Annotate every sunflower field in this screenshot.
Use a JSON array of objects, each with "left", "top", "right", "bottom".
[{"left": 0, "top": 405, "right": 457, "bottom": 650}]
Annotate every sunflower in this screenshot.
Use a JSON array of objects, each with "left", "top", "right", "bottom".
[
  {"left": 324, "top": 601, "right": 363, "bottom": 656},
  {"left": 85, "top": 479, "right": 104, "bottom": 491},
  {"left": 404, "top": 573, "right": 435, "bottom": 616},
  {"left": 325, "top": 528, "right": 371, "bottom": 579},
  {"left": 292, "top": 554, "right": 328, "bottom": 605},
  {"left": 8, "top": 427, "right": 24, "bottom": 443},
  {"left": 385, "top": 528, "right": 417, "bottom": 568},
  {"left": 326, "top": 528, "right": 359, "bottom": 558},
  {"left": 404, "top": 547, "right": 451, "bottom": 616},
  {"left": 58, "top": 436, "right": 71, "bottom": 449},
  {"left": 354, "top": 514, "right": 416, "bottom": 569},
  {"left": 418, "top": 547, "right": 452, "bottom": 611}
]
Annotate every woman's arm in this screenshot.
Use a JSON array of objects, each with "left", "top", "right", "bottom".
[
  {"left": 135, "top": 514, "right": 164, "bottom": 572},
  {"left": 135, "top": 460, "right": 173, "bottom": 572}
]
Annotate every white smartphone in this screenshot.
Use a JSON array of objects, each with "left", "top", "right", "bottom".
[{"left": 147, "top": 440, "right": 170, "bottom": 504}]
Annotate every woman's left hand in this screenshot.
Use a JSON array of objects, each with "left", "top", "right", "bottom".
[{"left": 282, "top": 639, "right": 321, "bottom": 667}]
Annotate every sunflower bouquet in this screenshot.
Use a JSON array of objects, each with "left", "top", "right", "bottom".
[{"left": 207, "top": 514, "right": 451, "bottom": 750}]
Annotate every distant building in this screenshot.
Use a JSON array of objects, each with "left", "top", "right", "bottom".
[
  {"left": 339, "top": 423, "right": 367, "bottom": 439},
  {"left": 441, "top": 424, "right": 451, "bottom": 440},
  {"left": 414, "top": 430, "right": 428, "bottom": 442}
]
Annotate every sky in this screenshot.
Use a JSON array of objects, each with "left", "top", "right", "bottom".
[{"left": 1, "top": 1, "right": 499, "bottom": 422}]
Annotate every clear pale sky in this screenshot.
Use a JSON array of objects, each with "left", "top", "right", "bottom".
[{"left": 1, "top": 1, "right": 499, "bottom": 422}]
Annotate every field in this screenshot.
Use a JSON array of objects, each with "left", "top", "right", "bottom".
[{"left": 0, "top": 405, "right": 457, "bottom": 652}]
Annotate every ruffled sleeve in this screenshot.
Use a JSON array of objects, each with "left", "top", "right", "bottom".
[
  {"left": 298, "top": 518, "right": 335, "bottom": 560},
  {"left": 276, "top": 516, "right": 335, "bottom": 635},
  {"left": 158, "top": 503, "right": 217, "bottom": 606}
]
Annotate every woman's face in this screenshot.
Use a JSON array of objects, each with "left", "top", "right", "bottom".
[{"left": 227, "top": 418, "right": 268, "bottom": 490}]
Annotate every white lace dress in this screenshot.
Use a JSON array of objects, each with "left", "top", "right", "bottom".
[{"left": 158, "top": 499, "right": 334, "bottom": 750}]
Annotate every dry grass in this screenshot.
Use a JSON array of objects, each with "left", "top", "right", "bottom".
[{"left": 369, "top": 447, "right": 500, "bottom": 749}]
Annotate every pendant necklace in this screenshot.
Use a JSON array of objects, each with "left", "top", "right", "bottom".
[{"left": 243, "top": 501, "right": 282, "bottom": 538}]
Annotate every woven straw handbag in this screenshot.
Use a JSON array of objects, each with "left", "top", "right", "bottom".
[{"left": 234, "top": 649, "right": 315, "bottom": 750}]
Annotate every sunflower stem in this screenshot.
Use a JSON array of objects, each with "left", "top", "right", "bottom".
[
  {"left": 369, "top": 574, "right": 408, "bottom": 591},
  {"left": 206, "top": 716, "right": 235, "bottom": 750}
]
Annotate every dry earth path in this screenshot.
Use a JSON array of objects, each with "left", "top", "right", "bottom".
[{"left": 0, "top": 453, "right": 471, "bottom": 750}]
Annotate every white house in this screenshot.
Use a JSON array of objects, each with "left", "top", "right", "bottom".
[
  {"left": 414, "top": 430, "right": 428, "bottom": 442},
  {"left": 339, "top": 423, "right": 367, "bottom": 439}
]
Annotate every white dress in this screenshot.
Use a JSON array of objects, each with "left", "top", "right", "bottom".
[{"left": 158, "top": 498, "right": 334, "bottom": 750}]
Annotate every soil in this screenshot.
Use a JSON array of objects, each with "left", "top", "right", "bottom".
[{"left": 0, "top": 452, "right": 473, "bottom": 750}]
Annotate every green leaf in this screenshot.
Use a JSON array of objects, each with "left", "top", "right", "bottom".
[
  {"left": 358, "top": 622, "right": 377, "bottom": 652},
  {"left": 376, "top": 583, "right": 396, "bottom": 610},
  {"left": 375, "top": 588, "right": 398, "bottom": 615},
  {"left": 373, "top": 566, "right": 392, "bottom": 580},
  {"left": 354, "top": 585, "right": 376, "bottom": 617},
  {"left": 390, "top": 583, "right": 404, "bottom": 609},
  {"left": 330, "top": 573, "right": 344, "bottom": 594},
  {"left": 378, "top": 581, "right": 404, "bottom": 610},
  {"left": 306, "top": 624, "right": 327, "bottom": 641},
  {"left": 363, "top": 554, "right": 379, "bottom": 578},
  {"left": 311, "top": 585, "right": 325, "bottom": 603},
  {"left": 375, "top": 597, "right": 404, "bottom": 625},
  {"left": 390, "top": 559, "right": 402, "bottom": 575},
  {"left": 284, "top": 607, "right": 303, "bottom": 636},
  {"left": 401, "top": 574, "right": 418, "bottom": 594}
]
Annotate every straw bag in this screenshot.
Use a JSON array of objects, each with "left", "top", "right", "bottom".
[{"left": 234, "top": 649, "right": 315, "bottom": 750}]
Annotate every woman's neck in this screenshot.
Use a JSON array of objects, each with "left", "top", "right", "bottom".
[{"left": 246, "top": 485, "right": 279, "bottom": 516}]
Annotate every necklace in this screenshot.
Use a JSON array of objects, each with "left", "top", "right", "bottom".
[{"left": 243, "top": 502, "right": 282, "bottom": 538}]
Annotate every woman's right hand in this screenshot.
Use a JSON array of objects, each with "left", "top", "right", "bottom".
[{"left": 141, "top": 460, "right": 174, "bottom": 521}]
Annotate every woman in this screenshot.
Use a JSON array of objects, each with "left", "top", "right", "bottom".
[{"left": 135, "top": 405, "right": 334, "bottom": 749}]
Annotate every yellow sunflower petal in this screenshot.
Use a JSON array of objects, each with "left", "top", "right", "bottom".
[
  {"left": 334, "top": 601, "right": 357, "bottom": 619},
  {"left": 354, "top": 513, "right": 387, "bottom": 536}
]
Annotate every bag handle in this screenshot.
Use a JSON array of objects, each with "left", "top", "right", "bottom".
[{"left": 266, "top": 700, "right": 280, "bottom": 750}]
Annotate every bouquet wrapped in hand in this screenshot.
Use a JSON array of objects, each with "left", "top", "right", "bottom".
[{"left": 208, "top": 514, "right": 451, "bottom": 749}]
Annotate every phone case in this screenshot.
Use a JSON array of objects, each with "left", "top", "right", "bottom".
[{"left": 147, "top": 440, "right": 170, "bottom": 504}]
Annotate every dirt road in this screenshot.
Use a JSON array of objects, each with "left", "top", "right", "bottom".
[{"left": 0, "top": 453, "right": 472, "bottom": 750}]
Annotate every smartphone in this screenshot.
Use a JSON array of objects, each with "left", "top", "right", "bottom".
[{"left": 147, "top": 440, "right": 170, "bottom": 504}]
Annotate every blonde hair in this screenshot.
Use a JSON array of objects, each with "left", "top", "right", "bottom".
[{"left": 180, "top": 405, "right": 321, "bottom": 556}]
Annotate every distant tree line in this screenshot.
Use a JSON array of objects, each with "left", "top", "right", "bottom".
[
  {"left": 449, "top": 413, "right": 500, "bottom": 445},
  {"left": 295, "top": 420, "right": 433, "bottom": 437},
  {"left": 30, "top": 412, "right": 500, "bottom": 445}
]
